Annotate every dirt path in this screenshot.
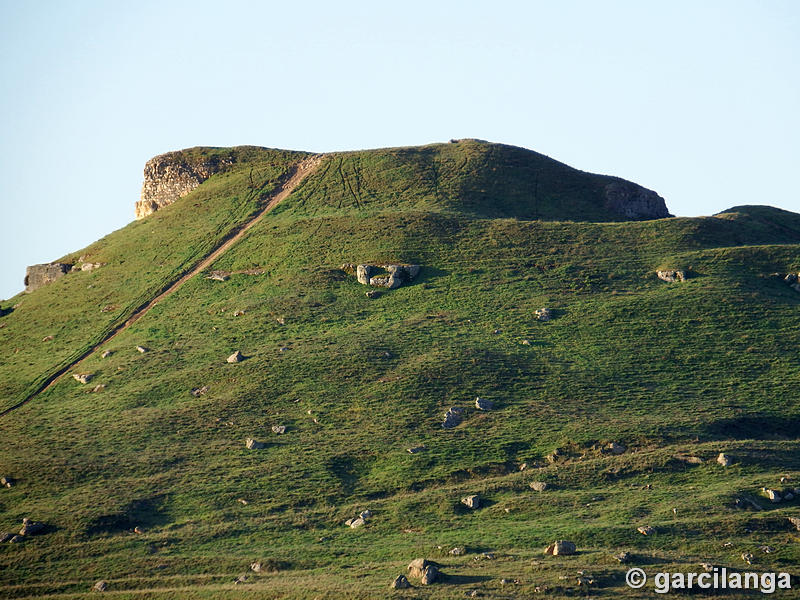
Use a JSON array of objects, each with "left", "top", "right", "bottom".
[{"left": 0, "top": 155, "right": 324, "bottom": 418}]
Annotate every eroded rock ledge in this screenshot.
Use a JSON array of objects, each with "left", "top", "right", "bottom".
[
  {"left": 135, "top": 150, "right": 235, "bottom": 219},
  {"left": 603, "top": 181, "right": 671, "bottom": 220}
]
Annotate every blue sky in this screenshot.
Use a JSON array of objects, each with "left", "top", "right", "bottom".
[{"left": 1, "top": 0, "right": 798, "bottom": 300}]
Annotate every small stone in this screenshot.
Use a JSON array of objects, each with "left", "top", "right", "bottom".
[
  {"left": 101, "top": 350, "right": 112, "bottom": 358},
  {"left": 136, "top": 345, "right": 148, "bottom": 353},
  {"left": 276, "top": 317, "right": 286, "bottom": 325},
  {"left": 717, "top": 453, "right": 732, "bottom": 466},
  {"left": 349, "top": 517, "right": 365, "bottom": 529},
  {"left": 449, "top": 546, "right": 466, "bottom": 555},
  {"left": 0, "top": 532, "right": 11, "bottom": 543},
  {"left": 390, "top": 574, "right": 410, "bottom": 589},
  {"left": 701, "top": 562, "right": 714, "bottom": 572},
  {"left": 474, "top": 397, "right": 494, "bottom": 411},
  {"left": 91, "top": 384, "right": 106, "bottom": 393},
  {"left": 271, "top": 425, "right": 286, "bottom": 434},
  {"left": 250, "top": 562, "right": 263, "bottom": 572},
  {"left": 606, "top": 442, "right": 626, "bottom": 455},
  {"left": 742, "top": 552, "right": 753, "bottom": 565},
  {"left": 72, "top": 373, "right": 94, "bottom": 384},
  {"left": 461, "top": 494, "right": 480, "bottom": 509},
  {"left": 42, "top": 335, "right": 54, "bottom": 342},
  {"left": 420, "top": 565, "right": 438, "bottom": 585},
  {"left": 19, "top": 518, "right": 45, "bottom": 536},
  {"left": 92, "top": 580, "right": 108, "bottom": 592},
  {"left": 359, "top": 510, "right": 372, "bottom": 519},
  {"left": 365, "top": 289, "right": 381, "bottom": 299},
  {"left": 245, "top": 438, "right": 265, "bottom": 450},
  {"left": 535, "top": 307, "right": 552, "bottom": 321},
  {"left": 190, "top": 385, "right": 209, "bottom": 397},
  {"left": 521, "top": 339, "right": 530, "bottom": 345},
  {"left": 637, "top": 526, "right": 655, "bottom": 536},
  {"left": 407, "top": 445, "right": 426, "bottom": 454},
  {"left": 762, "top": 488, "right": 782, "bottom": 503},
  {"left": 544, "top": 540, "right": 576, "bottom": 555},
  {"left": 442, "top": 406, "right": 463, "bottom": 429},
  {"left": 227, "top": 350, "right": 244, "bottom": 363},
  {"left": 614, "top": 551, "right": 631, "bottom": 563},
  {"left": 8, "top": 535, "right": 23, "bottom": 543},
  {"left": 529, "top": 481, "right": 548, "bottom": 492}
]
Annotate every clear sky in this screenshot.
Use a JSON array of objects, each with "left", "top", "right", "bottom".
[{"left": 1, "top": 0, "right": 798, "bottom": 300}]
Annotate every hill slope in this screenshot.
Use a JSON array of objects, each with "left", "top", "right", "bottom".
[{"left": 0, "top": 142, "right": 799, "bottom": 599}]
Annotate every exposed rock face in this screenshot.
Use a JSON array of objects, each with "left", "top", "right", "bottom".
[
  {"left": 25, "top": 263, "right": 69, "bottom": 292},
  {"left": 657, "top": 270, "right": 686, "bottom": 283},
  {"left": 135, "top": 150, "right": 235, "bottom": 218},
  {"left": 343, "top": 263, "right": 421, "bottom": 289},
  {"left": 603, "top": 181, "right": 671, "bottom": 220}
]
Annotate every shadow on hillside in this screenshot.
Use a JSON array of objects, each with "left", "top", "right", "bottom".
[
  {"left": 85, "top": 495, "right": 171, "bottom": 537},
  {"left": 0, "top": 304, "right": 13, "bottom": 318},
  {"left": 702, "top": 415, "right": 800, "bottom": 440},
  {"left": 439, "top": 573, "right": 492, "bottom": 585}
]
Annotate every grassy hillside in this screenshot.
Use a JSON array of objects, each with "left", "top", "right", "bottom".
[{"left": 1, "top": 143, "right": 799, "bottom": 599}]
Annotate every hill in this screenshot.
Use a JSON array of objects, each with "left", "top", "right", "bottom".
[{"left": 0, "top": 141, "right": 799, "bottom": 599}]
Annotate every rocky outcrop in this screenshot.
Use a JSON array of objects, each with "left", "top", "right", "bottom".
[
  {"left": 342, "top": 263, "right": 421, "bottom": 289},
  {"left": 604, "top": 181, "right": 671, "bottom": 220},
  {"left": 25, "top": 263, "right": 70, "bottom": 292},
  {"left": 135, "top": 150, "right": 235, "bottom": 218},
  {"left": 657, "top": 270, "right": 686, "bottom": 283}
]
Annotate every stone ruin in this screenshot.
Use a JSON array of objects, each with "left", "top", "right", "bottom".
[
  {"left": 341, "top": 263, "right": 421, "bottom": 289},
  {"left": 24, "top": 263, "right": 70, "bottom": 293}
]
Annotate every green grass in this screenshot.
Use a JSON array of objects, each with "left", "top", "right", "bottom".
[{"left": 1, "top": 142, "right": 799, "bottom": 598}]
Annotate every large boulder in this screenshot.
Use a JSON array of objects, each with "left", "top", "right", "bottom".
[
  {"left": 657, "top": 270, "right": 686, "bottom": 283},
  {"left": 25, "top": 263, "right": 70, "bottom": 292},
  {"left": 356, "top": 264, "right": 378, "bottom": 285},
  {"left": 544, "top": 540, "right": 576, "bottom": 556},
  {"left": 461, "top": 494, "right": 480, "bottom": 509},
  {"left": 442, "top": 407, "right": 463, "bottom": 429}
]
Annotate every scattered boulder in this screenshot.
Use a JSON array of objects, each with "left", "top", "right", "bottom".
[
  {"left": 348, "top": 517, "right": 365, "bottom": 529},
  {"left": 544, "top": 540, "right": 576, "bottom": 556},
  {"left": 360, "top": 510, "right": 372, "bottom": 519},
  {"left": 92, "top": 580, "right": 108, "bottom": 592},
  {"left": 762, "top": 488, "right": 782, "bottom": 503},
  {"left": 390, "top": 574, "right": 411, "bottom": 589},
  {"left": 717, "top": 453, "right": 732, "bottom": 467},
  {"left": 407, "top": 445, "right": 426, "bottom": 454},
  {"left": 233, "top": 310, "right": 245, "bottom": 317},
  {"left": 529, "top": 481, "right": 548, "bottom": 492},
  {"left": 101, "top": 350, "right": 112, "bottom": 358},
  {"left": 227, "top": 350, "right": 244, "bottom": 363},
  {"left": 734, "top": 497, "right": 764, "bottom": 511},
  {"left": 1, "top": 476, "right": 14, "bottom": 488},
  {"left": 788, "top": 517, "right": 800, "bottom": 531},
  {"left": 605, "top": 442, "right": 626, "bottom": 455},
  {"left": 245, "top": 438, "right": 265, "bottom": 450},
  {"left": 81, "top": 262, "right": 103, "bottom": 272},
  {"left": 420, "top": 565, "right": 439, "bottom": 585},
  {"left": 42, "top": 335, "right": 54, "bottom": 342},
  {"left": 72, "top": 373, "right": 94, "bottom": 384},
  {"left": 271, "top": 425, "right": 286, "bottom": 434},
  {"left": 461, "top": 495, "right": 480, "bottom": 509},
  {"left": 442, "top": 407, "right": 463, "bottom": 429},
  {"left": 91, "top": 384, "right": 106, "bottom": 393},
  {"left": 657, "top": 270, "right": 686, "bottom": 283},
  {"left": 19, "top": 518, "right": 45, "bottom": 536},
  {"left": 8, "top": 535, "right": 23, "bottom": 543},
  {"left": 449, "top": 546, "right": 466, "bottom": 556},
  {"left": 535, "top": 307, "right": 552, "bottom": 321},
  {"left": 365, "top": 290, "right": 382, "bottom": 299},
  {"left": 136, "top": 346, "right": 148, "bottom": 353},
  {"left": 474, "top": 397, "right": 494, "bottom": 411},
  {"left": 637, "top": 526, "right": 655, "bottom": 536},
  {"left": 190, "top": 385, "right": 209, "bottom": 397},
  {"left": 356, "top": 264, "right": 378, "bottom": 285},
  {"left": 206, "top": 271, "right": 229, "bottom": 282},
  {"left": 24, "top": 262, "right": 70, "bottom": 292},
  {"left": 742, "top": 552, "right": 754, "bottom": 565},
  {"left": 407, "top": 558, "right": 431, "bottom": 578},
  {"left": 701, "top": 562, "right": 714, "bottom": 572}
]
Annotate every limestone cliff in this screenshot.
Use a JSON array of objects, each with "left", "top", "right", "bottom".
[
  {"left": 135, "top": 149, "right": 235, "bottom": 218},
  {"left": 603, "top": 180, "right": 671, "bottom": 220}
]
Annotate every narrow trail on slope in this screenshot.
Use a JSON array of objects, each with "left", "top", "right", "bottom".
[{"left": 0, "top": 155, "right": 324, "bottom": 419}]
